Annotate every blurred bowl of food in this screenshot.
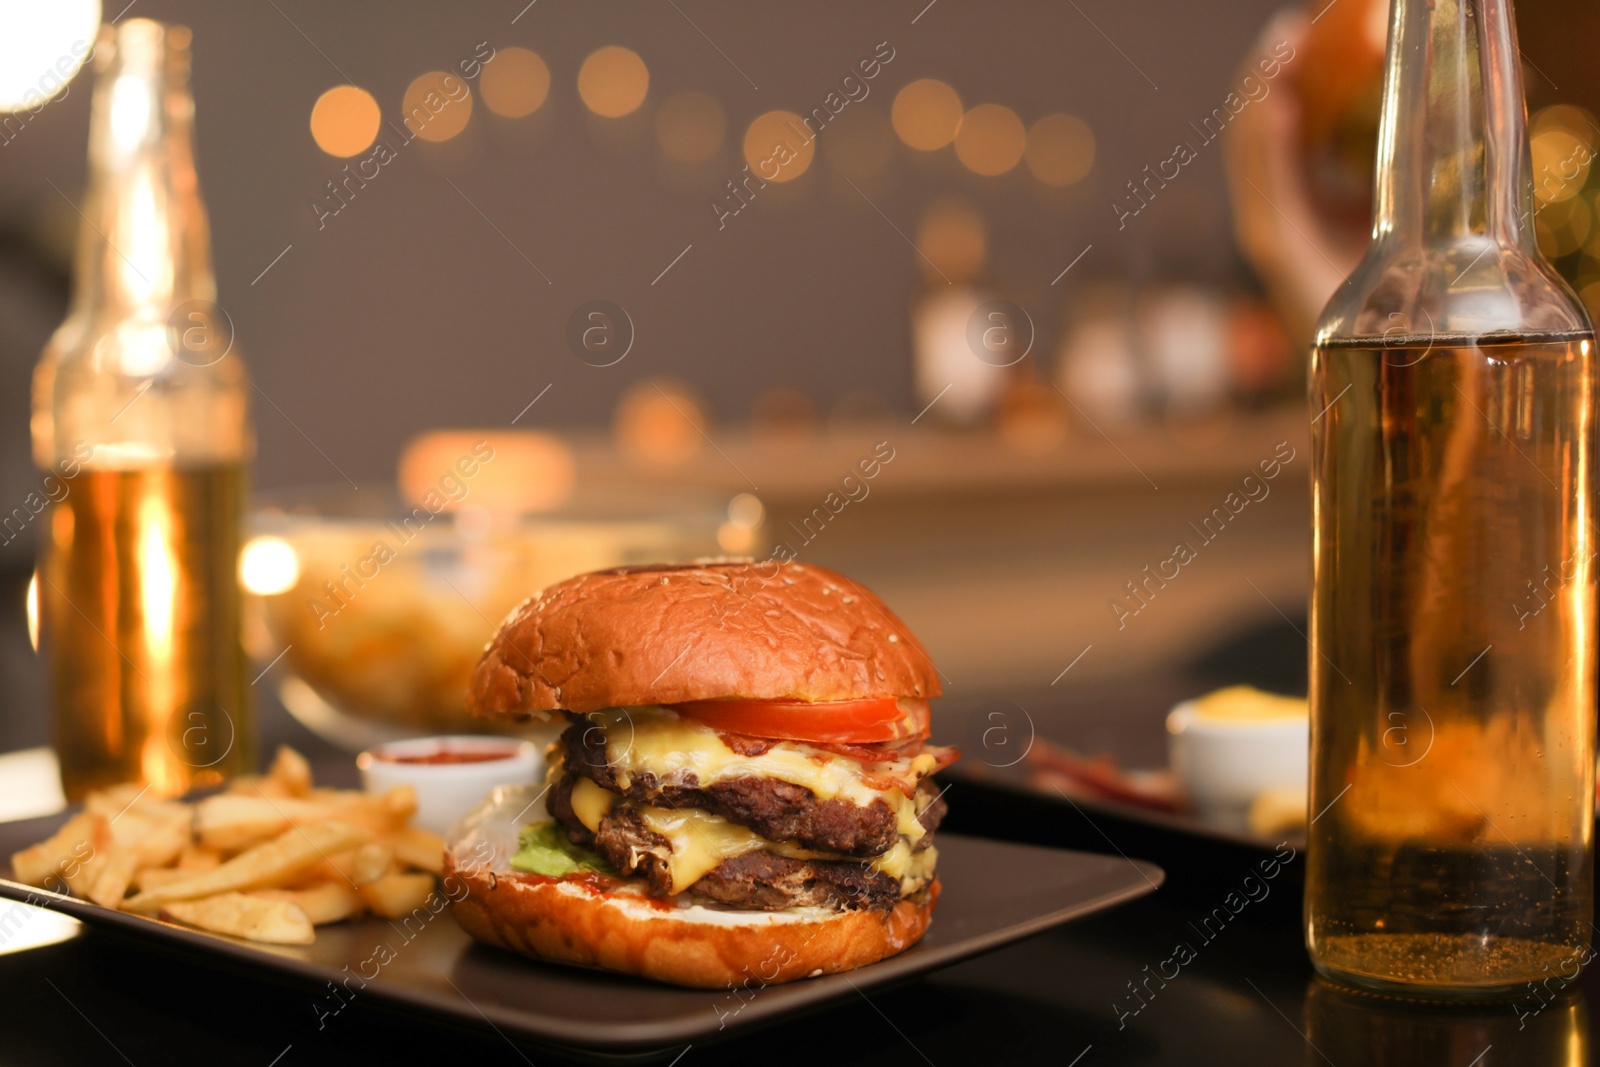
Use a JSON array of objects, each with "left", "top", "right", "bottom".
[{"left": 240, "top": 431, "right": 754, "bottom": 751}]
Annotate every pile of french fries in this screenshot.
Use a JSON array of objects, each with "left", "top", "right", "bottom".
[{"left": 8, "top": 746, "right": 445, "bottom": 946}]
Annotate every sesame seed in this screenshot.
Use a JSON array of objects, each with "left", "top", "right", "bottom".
[{"left": 888, "top": 634, "right": 899, "bottom": 643}]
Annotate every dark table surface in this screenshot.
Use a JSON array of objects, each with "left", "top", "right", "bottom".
[{"left": 0, "top": 620, "right": 1592, "bottom": 1066}]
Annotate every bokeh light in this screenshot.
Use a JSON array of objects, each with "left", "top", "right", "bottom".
[
  {"left": 717, "top": 493, "right": 765, "bottom": 555},
  {"left": 743, "top": 110, "right": 815, "bottom": 182},
  {"left": 239, "top": 536, "right": 299, "bottom": 596},
  {"left": 1024, "top": 113, "right": 1095, "bottom": 187},
  {"left": 578, "top": 45, "right": 649, "bottom": 118},
  {"left": 1530, "top": 127, "right": 1590, "bottom": 205},
  {"left": 891, "top": 78, "right": 962, "bottom": 151},
  {"left": 0, "top": 0, "right": 99, "bottom": 113},
  {"left": 727, "top": 493, "right": 765, "bottom": 529},
  {"left": 479, "top": 46, "right": 549, "bottom": 118},
  {"left": 1532, "top": 104, "right": 1598, "bottom": 141},
  {"left": 1580, "top": 280, "right": 1600, "bottom": 322},
  {"left": 615, "top": 379, "right": 706, "bottom": 466},
  {"left": 26, "top": 570, "right": 38, "bottom": 652},
  {"left": 916, "top": 198, "right": 987, "bottom": 284},
  {"left": 398, "top": 431, "right": 574, "bottom": 514},
  {"left": 656, "top": 90, "right": 725, "bottom": 163},
  {"left": 954, "top": 103, "right": 1026, "bottom": 176},
  {"left": 310, "top": 85, "right": 380, "bottom": 157},
  {"left": 1536, "top": 191, "right": 1592, "bottom": 259},
  {"left": 402, "top": 70, "right": 473, "bottom": 142}
]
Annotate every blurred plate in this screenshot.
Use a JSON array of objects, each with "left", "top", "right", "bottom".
[{"left": 952, "top": 761, "right": 1299, "bottom": 854}]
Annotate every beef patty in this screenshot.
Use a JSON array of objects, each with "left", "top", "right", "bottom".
[
  {"left": 558, "top": 717, "right": 946, "bottom": 857},
  {"left": 548, "top": 773, "right": 915, "bottom": 911}
]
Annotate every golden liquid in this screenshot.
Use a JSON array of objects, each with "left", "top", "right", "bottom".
[
  {"left": 1307, "top": 332, "right": 1598, "bottom": 996},
  {"left": 40, "top": 465, "right": 251, "bottom": 800}
]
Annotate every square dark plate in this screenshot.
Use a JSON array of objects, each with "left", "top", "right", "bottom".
[
  {"left": 0, "top": 814, "right": 1160, "bottom": 1056},
  {"left": 953, "top": 762, "right": 1299, "bottom": 853}
]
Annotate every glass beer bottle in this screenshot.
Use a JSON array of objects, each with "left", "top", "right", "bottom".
[
  {"left": 1306, "top": 0, "right": 1596, "bottom": 994},
  {"left": 32, "top": 20, "right": 253, "bottom": 800}
]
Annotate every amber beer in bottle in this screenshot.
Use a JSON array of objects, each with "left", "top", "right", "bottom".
[
  {"left": 1306, "top": 0, "right": 1596, "bottom": 994},
  {"left": 32, "top": 20, "right": 253, "bottom": 799}
]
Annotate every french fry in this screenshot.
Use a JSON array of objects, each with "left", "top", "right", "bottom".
[
  {"left": 122, "top": 822, "right": 373, "bottom": 914},
  {"left": 87, "top": 847, "right": 140, "bottom": 909},
  {"left": 342, "top": 844, "right": 392, "bottom": 883},
  {"left": 163, "top": 893, "right": 315, "bottom": 945},
  {"left": 307, "top": 786, "right": 416, "bottom": 832},
  {"left": 113, "top": 814, "right": 188, "bottom": 869},
  {"left": 10, "top": 812, "right": 109, "bottom": 891},
  {"left": 252, "top": 880, "right": 363, "bottom": 925},
  {"left": 385, "top": 827, "right": 445, "bottom": 876},
  {"left": 83, "top": 783, "right": 145, "bottom": 817},
  {"left": 379, "top": 785, "right": 417, "bottom": 827},
  {"left": 299, "top": 844, "right": 392, "bottom": 883},
  {"left": 134, "top": 867, "right": 198, "bottom": 891},
  {"left": 84, "top": 786, "right": 190, "bottom": 828},
  {"left": 299, "top": 844, "right": 376, "bottom": 889},
  {"left": 195, "top": 790, "right": 414, "bottom": 851},
  {"left": 359, "top": 872, "right": 436, "bottom": 919},
  {"left": 191, "top": 795, "right": 292, "bottom": 851},
  {"left": 15, "top": 752, "right": 439, "bottom": 946},
  {"left": 268, "top": 746, "right": 314, "bottom": 798},
  {"left": 177, "top": 843, "right": 223, "bottom": 872},
  {"left": 63, "top": 851, "right": 105, "bottom": 899}
]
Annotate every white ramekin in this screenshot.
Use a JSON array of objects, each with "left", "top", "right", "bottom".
[
  {"left": 1166, "top": 700, "right": 1308, "bottom": 832},
  {"left": 357, "top": 735, "right": 544, "bottom": 834}
]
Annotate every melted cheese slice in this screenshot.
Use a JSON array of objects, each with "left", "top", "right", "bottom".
[
  {"left": 588, "top": 706, "right": 930, "bottom": 844},
  {"left": 569, "top": 775, "right": 805, "bottom": 893},
  {"left": 874, "top": 842, "right": 938, "bottom": 894},
  {"left": 568, "top": 775, "right": 614, "bottom": 833},
  {"left": 568, "top": 775, "right": 937, "bottom": 897}
]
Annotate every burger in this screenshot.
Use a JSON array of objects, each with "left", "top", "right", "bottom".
[{"left": 445, "top": 559, "right": 955, "bottom": 988}]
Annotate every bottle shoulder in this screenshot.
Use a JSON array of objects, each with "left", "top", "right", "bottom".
[
  {"left": 1313, "top": 240, "right": 1593, "bottom": 344},
  {"left": 37, "top": 311, "right": 248, "bottom": 386},
  {"left": 32, "top": 312, "right": 252, "bottom": 468}
]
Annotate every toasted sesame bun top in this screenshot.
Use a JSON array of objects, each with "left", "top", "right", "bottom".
[{"left": 469, "top": 559, "right": 942, "bottom": 718}]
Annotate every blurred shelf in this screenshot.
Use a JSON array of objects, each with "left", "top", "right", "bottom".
[{"left": 560, "top": 404, "right": 1310, "bottom": 503}]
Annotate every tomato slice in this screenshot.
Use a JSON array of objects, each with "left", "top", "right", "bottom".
[{"left": 670, "top": 697, "right": 928, "bottom": 745}]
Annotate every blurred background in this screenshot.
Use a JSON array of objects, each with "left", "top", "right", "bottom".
[{"left": 1, "top": 0, "right": 1597, "bottom": 758}]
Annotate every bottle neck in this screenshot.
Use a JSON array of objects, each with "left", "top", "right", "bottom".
[
  {"left": 1370, "top": 0, "right": 1533, "bottom": 253},
  {"left": 71, "top": 20, "right": 214, "bottom": 322}
]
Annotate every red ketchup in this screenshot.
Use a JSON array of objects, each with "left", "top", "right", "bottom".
[{"left": 378, "top": 746, "right": 519, "bottom": 765}]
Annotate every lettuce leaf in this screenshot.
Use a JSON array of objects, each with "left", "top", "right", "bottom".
[{"left": 509, "top": 821, "right": 614, "bottom": 877}]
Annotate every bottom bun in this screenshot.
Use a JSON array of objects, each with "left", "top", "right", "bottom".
[{"left": 445, "top": 853, "right": 938, "bottom": 989}]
